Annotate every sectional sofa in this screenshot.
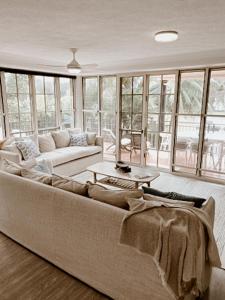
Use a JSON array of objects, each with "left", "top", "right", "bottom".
[
  {"left": 0, "top": 170, "right": 215, "bottom": 300},
  {"left": 0, "top": 129, "right": 103, "bottom": 176}
]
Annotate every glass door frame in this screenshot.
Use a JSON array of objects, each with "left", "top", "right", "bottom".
[{"left": 117, "top": 73, "right": 147, "bottom": 166}]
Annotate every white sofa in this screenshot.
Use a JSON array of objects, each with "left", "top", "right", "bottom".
[
  {"left": 0, "top": 132, "right": 103, "bottom": 176},
  {"left": 0, "top": 170, "right": 214, "bottom": 300}
]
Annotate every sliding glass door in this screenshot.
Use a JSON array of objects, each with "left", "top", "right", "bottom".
[
  {"left": 146, "top": 74, "right": 176, "bottom": 169},
  {"left": 201, "top": 69, "right": 225, "bottom": 179},
  {"left": 173, "top": 71, "right": 205, "bottom": 174},
  {"left": 119, "top": 76, "right": 144, "bottom": 164}
]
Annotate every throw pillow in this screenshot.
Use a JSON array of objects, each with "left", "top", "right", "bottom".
[
  {"left": 21, "top": 169, "right": 52, "bottom": 185},
  {"left": 142, "top": 186, "right": 206, "bottom": 208},
  {"left": 34, "top": 159, "right": 53, "bottom": 174},
  {"left": 1, "top": 159, "right": 23, "bottom": 176},
  {"left": 38, "top": 134, "right": 56, "bottom": 152},
  {"left": 70, "top": 133, "right": 88, "bottom": 146},
  {"left": 88, "top": 182, "right": 143, "bottom": 209},
  {"left": 52, "top": 174, "right": 88, "bottom": 196},
  {"left": 86, "top": 132, "right": 96, "bottom": 145},
  {"left": 51, "top": 130, "right": 70, "bottom": 148},
  {"left": 143, "top": 194, "right": 194, "bottom": 207},
  {"left": 16, "top": 140, "right": 40, "bottom": 161}
]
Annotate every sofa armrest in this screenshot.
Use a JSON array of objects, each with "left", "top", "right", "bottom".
[
  {"left": 202, "top": 196, "right": 215, "bottom": 227},
  {"left": 95, "top": 136, "right": 104, "bottom": 148},
  {"left": 0, "top": 150, "right": 21, "bottom": 164}
]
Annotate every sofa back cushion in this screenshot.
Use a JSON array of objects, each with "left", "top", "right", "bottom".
[
  {"left": 16, "top": 140, "right": 40, "bottom": 161},
  {"left": 52, "top": 174, "right": 88, "bottom": 196},
  {"left": 51, "top": 130, "right": 70, "bottom": 148},
  {"left": 38, "top": 134, "right": 56, "bottom": 153},
  {"left": 88, "top": 182, "right": 143, "bottom": 209},
  {"left": 70, "top": 133, "right": 88, "bottom": 146},
  {"left": 143, "top": 194, "right": 194, "bottom": 207},
  {"left": 21, "top": 168, "right": 52, "bottom": 185},
  {"left": 86, "top": 132, "right": 96, "bottom": 145}
]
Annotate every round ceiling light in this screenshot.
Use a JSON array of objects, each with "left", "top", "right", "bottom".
[{"left": 154, "top": 31, "right": 178, "bottom": 43}]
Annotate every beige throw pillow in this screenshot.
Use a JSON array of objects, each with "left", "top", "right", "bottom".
[
  {"left": 52, "top": 174, "right": 88, "bottom": 196},
  {"left": 51, "top": 130, "right": 70, "bottom": 148},
  {"left": 143, "top": 194, "right": 194, "bottom": 207},
  {"left": 1, "top": 159, "right": 23, "bottom": 176},
  {"left": 88, "top": 183, "right": 143, "bottom": 209},
  {"left": 21, "top": 168, "right": 52, "bottom": 185},
  {"left": 86, "top": 132, "right": 96, "bottom": 145},
  {"left": 38, "top": 134, "right": 56, "bottom": 152}
]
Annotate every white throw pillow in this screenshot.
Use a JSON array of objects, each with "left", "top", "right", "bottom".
[
  {"left": 51, "top": 130, "right": 70, "bottom": 148},
  {"left": 38, "top": 134, "right": 56, "bottom": 153},
  {"left": 16, "top": 140, "right": 40, "bottom": 161},
  {"left": 2, "top": 143, "right": 23, "bottom": 160},
  {"left": 70, "top": 133, "right": 88, "bottom": 146},
  {"left": 86, "top": 132, "right": 96, "bottom": 145}
]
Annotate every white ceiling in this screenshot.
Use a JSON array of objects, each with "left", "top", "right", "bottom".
[{"left": 1, "top": 0, "right": 225, "bottom": 75}]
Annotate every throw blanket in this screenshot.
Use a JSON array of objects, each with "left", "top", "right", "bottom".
[{"left": 120, "top": 199, "right": 221, "bottom": 300}]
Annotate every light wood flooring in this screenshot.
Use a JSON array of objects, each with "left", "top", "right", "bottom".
[{"left": 0, "top": 232, "right": 225, "bottom": 300}]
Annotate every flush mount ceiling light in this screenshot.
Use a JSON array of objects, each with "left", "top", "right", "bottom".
[{"left": 154, "top": 31, "right": 178, "bottom": 43}]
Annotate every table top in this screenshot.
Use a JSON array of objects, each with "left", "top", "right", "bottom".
[{"left": 87, "top": 161, "right": 160, "bottom": 183}]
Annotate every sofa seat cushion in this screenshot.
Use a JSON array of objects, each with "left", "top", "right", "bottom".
[{"left": 39, "top": 145, "right": 102, "bottom": 167}]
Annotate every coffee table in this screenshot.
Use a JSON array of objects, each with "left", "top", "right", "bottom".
[{"left": 87, "top": 161, "right": 160, "bottom": 189}]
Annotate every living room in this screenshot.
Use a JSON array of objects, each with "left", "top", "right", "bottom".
[{"left": 0, "top": 1, "right": 225, "bottom": 299}]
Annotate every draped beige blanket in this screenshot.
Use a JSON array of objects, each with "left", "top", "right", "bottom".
[{"left": 120, "top": 199, "right": 221, "bottom": 300}]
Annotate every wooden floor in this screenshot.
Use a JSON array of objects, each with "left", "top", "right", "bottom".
[
  {"left": 0, "top": 233, "right": 225, "bottom": 300},
  {"left": 0, "top": 233, "right": 110, "bottom": 300}
]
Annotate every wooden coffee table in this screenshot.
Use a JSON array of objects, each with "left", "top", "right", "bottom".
[{"left": 87, "top": 161, "right": 160, "bottom": 189}]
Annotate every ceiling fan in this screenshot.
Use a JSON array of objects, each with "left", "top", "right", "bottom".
[{"left": 39, "top": 48, "right": 98, "bottom": 74}]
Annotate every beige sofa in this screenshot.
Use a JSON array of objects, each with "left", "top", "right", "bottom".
[
  {"left": 0, "top": 132, "right": 103, "bottom": 176},
  {"left": 0, "top": 171, "right": 214, "bottom": 300}
]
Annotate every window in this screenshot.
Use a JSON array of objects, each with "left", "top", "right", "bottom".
[
  {"left": 147, "top": 74, "right": 176, "bottom": 169},
  {"left": 174, "top": 71, "right": 205, "bottom": 174},
  {"left": 59, "top": 78, "right": 74, "bottom": 128},
  {"left": 34, "top": 76, "right": 57, "bottom": 132},
  {"left": 4, "top": 73, "right": 33, "bottom": 136},
  {"left": 83, "top": 76, "right": 117, "bottom": 160},
  {"left": 83, "top": 77, "right": 99, "bottom": 133},
  {"left": 201, "top": 69, "right": 225, "bottom": 180}
]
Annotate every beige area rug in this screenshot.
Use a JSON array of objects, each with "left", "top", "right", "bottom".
[{"left": 73, "top": 170, "right": 225, "bottom": 268}]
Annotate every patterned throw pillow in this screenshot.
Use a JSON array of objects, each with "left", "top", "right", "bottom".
[
  {"left": 70, "top": 133, "right": 88, "bottom": 146},
  {"left": 16, "top": 140, "right": 40, "bottom": 161}
]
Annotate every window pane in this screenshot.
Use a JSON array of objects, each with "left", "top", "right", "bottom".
[
  {"left": 175, "top": 115, "right": 201, "bottom": 171},
  {"left": 162, "top": 74, "right": 175, "bottom": 94},
  {"left": 179, "top": 71, "right": 205, "bottom": 114},
  {"left": 45, "top": 77, "right": 54, "bottom": 94},
  {"left": 148, "top": 95, "right": 160, "bottom": 113},
  {"left": 35, "top": 76, "right": 44, "bottom": 94},
  {"left": 120, "top": 130, "right": 132, "bottom": 162},
  {"left": 133, "top": 77, "right": 143, "bottom": 94},
  {"left": 5, "top": 73, "right": 16, "bottom": 93},
  {"left": 122, "top": 77, "right": 132, "bottom": 95},
  {"left": 133, "top": 95, "right": 142, "bottom": 113},
  {"left": 7, "top": 94, "right": 18, "bottom": 113},
  {"left": 148, "top": 115, "right": 159, "bottom": 131},
  {"left": 122, "top": 95, "right": 132, "bottom": 112},
  {"left": 19, "top": 94, "right": 31, "bottom": 113},
  {"left": 83, "top": 78, "right": 98, "bottom": 110},
  {"left": 159, "top": 114, "right": 172, "bottom": 133},
  {"left": 121, "top": 112, "right": 131, "bottom": 130},
  {"left": 36, "top": 95, "right": 45, "bottom": 112},
  {"left": 149, "top": 76, "right": 161, "bottom": 94},
  {"left": 83, "top": 111, "right": 98, "bottom": 133},
  {"left": 162, "top": 94, "right": 174, "bottom": 113},
  {"left": 101, "top": 77, "right": 117, "bottom": 160},
  {"left": 207, "top": 70, "right": 225, "bottom": 115},
  {"left": 17, "top": 74, "right": 29, "bottom": 94},
  {"left": 132, "top": 113, "right": 142, "bottom": 131},
  {"left": 60, "top": 78, "right": 73, "bottom": 128}
]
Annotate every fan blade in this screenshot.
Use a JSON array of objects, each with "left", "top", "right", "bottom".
[
  {"left": 37, "top": 64, "right": 65, "bottom": 68},
  {"left": 81, "top": 64, "right": 98, "bottom": 69}
]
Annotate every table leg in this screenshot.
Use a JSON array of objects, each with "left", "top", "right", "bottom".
[
  {"left": 135, "top": 182, "right": 139, "bottom": 189},
  {"left": 147, "top": 182, "right": 150, "bottom": 187},
  {"left": 93, "top": 172, "right": 97, "bottom": 183}
]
